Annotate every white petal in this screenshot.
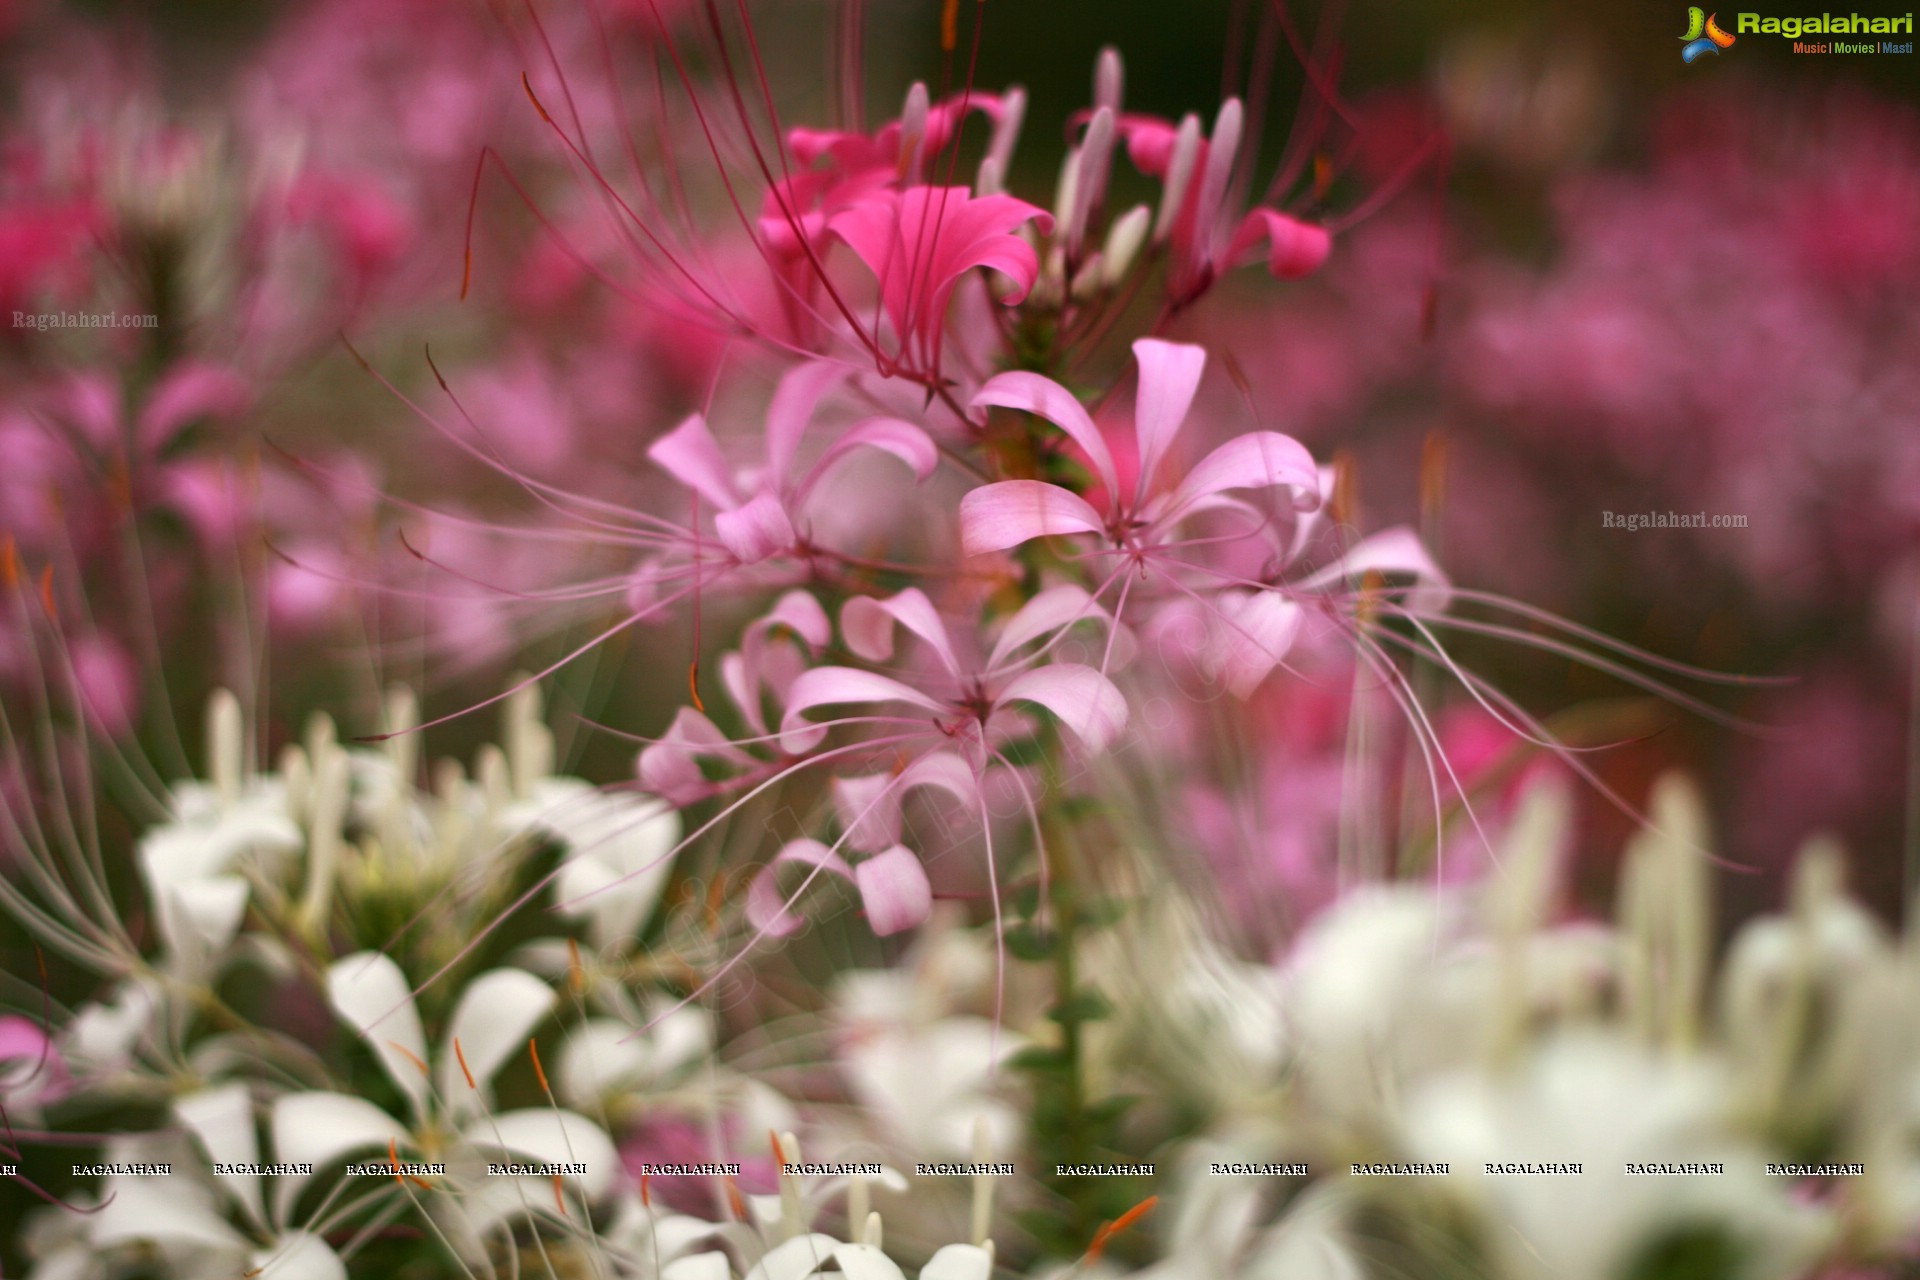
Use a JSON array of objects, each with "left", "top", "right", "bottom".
[
  {"left": 175, "top": 1082, "right": 263, "bottom": 1225},
  {"left": 155, "top": 875, "right": 251, "bottom": 973},
  {"left": 250, "top": 1232, "right": 348, "bottom": 1280},
  {"left": 463, "top": 1108, "right": 618, "bottom": 1199},
  {"left": 325, "top": 952, "right": 429, "bottom": 1116},
  {"left": 920, "top": 1245, "right": 994, "bottom": 1280},
  {"left": 556, "top": 1019, "right": 653, "bottom": 1106},
  {"left": 89, "top": 1176, "right": 245, "bottom": 1252},
  {"left": 665, "top": 1254, "right": 736, "bottom": 1280},
  {"left": 439, "top": 968, "right": 555, "bottom": 1116},
  {"left": 834, "top": 1244, "right": 906, "bottom": 1280},
  {"left": 532, "top": 782, "right": 681, "bottom": 947},
  {"left": 271, "top": 1091, "right": 408, "bottom": 1222},
  {"left": 745, "top": 1234, "right": 844, "bottom": 1280}
]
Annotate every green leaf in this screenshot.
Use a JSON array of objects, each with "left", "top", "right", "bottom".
[
  {"left": 1008, "top": 1045, "right": 1070, "bottom": 1074},
  {"left": 1077, "top": 896, "right": 1131, "bottom": 929},
  {"left": 1048, "top": 990, "right": 1114, "bottom": 1025},
  {"left": 994, "top": 735, "right": 1051, "bottom": 768},
  {"left": 1004, "top": 922, "right": 1058, "bottom": 961}
]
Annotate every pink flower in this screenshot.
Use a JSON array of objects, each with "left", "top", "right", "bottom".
[
  {"left": 646, "top": 360, "right": 938, "bottom": 565},
  {"left": 826, "top": 185, "right": 1052, "bottom": 375},
  {"left": 777, "top": 586, "right": 1128, "bottom": 763},
  {"left": 960, "top": 337, "right": 1322, "bottom": 560},
  {"left": 734, "top": 585, "right": 1127, "bottom": 940}
]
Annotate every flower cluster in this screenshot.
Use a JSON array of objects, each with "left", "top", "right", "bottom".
[{"left": 3, "top": 3, "right": 1915, "bottom": 1279}]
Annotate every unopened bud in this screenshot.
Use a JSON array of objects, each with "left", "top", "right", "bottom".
[
  {"left": 1102, "top": 204, "right": 1152, "bottom": 286},
  {"left": 1154, "top": 114, "right": 1204, "bottom": 244}
]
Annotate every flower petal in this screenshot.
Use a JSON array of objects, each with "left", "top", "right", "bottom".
[
  {"left": 745, "top": 839, "right": 855, "bottom": 938},
  {"left": 639, "top": 708, "right": 752, "bottom": 804},
  {"left": 919, "top": 1244, "right": 995, "bottom": 1280},
  {"left": 665, "top": 1254, "right": 734, "bottom": 1280},
  {"left": 745, "top": 1234, "right": 845, "bottom": 1280},
  {"left": 969, "top": 372, "right": 1118, "bottom": 498},
  {"left": 463, "top": 1108, "right": 619, "bottom": 1199},
  {"left": 176, "top": 1083, "right": 264, "bottom": 1226},
  {"left": 987, "top": 583, "right": 1111, "bottom": 671},
  {"left": 840, "top": 588, "right": 963, "bottom": 676},
  {"left": 959, "top": 480, "right": 1106, "bottom": 556},
  {"left": 648, "top": 413, "right": 741, "bottom": 509},
  {"left": 853, "top": 846, "right": 934, "bottom": 937},
  {"left": 89, "top": 1175, "right": 246, "bottom": 1252},
  {"left": 997, "top": 665, "right": 1128, "bottom": 754},
  {"left": 439, "top": 969, "right": 556, "bottom": 1116},
  {"left": 1129, "top": 338, "right": 1208, "bottom": 504},
  {"left": 828, "top": 187, "right": 1049, "bottom": 346},
  {"left": 780, "top": 667, "right": 947, "bottom": 755},
  {"left": 137, "top": 361, "right": 251, "bottom": 450},
  {"left": 325, "top": 952, "right": 430, "bottom": 1117},
  {"left": 765, "top": 359, "right": 853, "bottom": 481},
  {"left": 1297, "top": 526, "right": 1452, "bottom": 614},
  {"left": 1162, "top": 430, "right": 1321, "bottom": 523},
  {"left": 1230, "top": 208, "right": 1333, "bottom": 279},
  {"left": 271, "top": 1091, "right": 408, "bottom": 1222},
  {"left": 250, "top": 1232, "right": 349, "bottom": 1280},
  {"left": 1212, "top": 591, "right": 1305, "bottom": 698},
  {"left": 556, "top": 1018, "right": 655, "bottom": 1106},
  {"left": 714, "top": 490, "right": 797, "bottom": 564},
  {"left": 794, "top": 416, "right": 940, "bottom": 504},
  {"left": 834, "top": 1243, "right": 908, "bottom": 1280}
]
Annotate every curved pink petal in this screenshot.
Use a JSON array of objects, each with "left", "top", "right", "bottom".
[
  {"left": 638, "top": 708, "right": 751, "bottom": 804},
  {"left": 714, "top": 490, "right": 796, "bottom": 564},
  {"left": 1118, "top": 114, "right": 1180, "bottom": 176},
  {"left": 1161, "top": 431, "right": 1321, "bottom": 524},
  {"left": 0, "top": 1014, "right": 70, "bottom": 1103},
  {"left": 780, "top": 666, "right": 947, "bottom": 754},
  {"left": 759, "top": 590, "right": 834, "bottom": 652},
  {"left": 853, "top": 846, "right": 933, "bottom": 936},
  {"left": 839, "top": 588, "right": 962, "bottom": 676},
  {"left": 746, "top": 839, "right": 854, "bottom": 938},
  {"left": 997, "top": 664, "right": 1128, "bottom": 754},
  {"left": 826, "top": 187, "right": 1049, "bottom": 348},
  {"left": 1213, "top": 591, "right": 1305, "bottom": 697},
  {"left": 765, "top": 359, "right": 852, "bottom": 481},
  {"left": 987, "top": 584, "right": 1110, "bottom": 671},
  {"left": 793, "top": 416, "right": 939, "bottom": 505},
  {"left": 959, "top": 481, "right": 1106, "bottom": 556},
  {"left": 728, "top": 591, "right": 833, "bottom": 732},
  {"left": 1297, "top": 526, "right": 1452, "bottom": 614},
  {"left": 833, "top": 751, "right": 980, "bottom": 853},
  {"left": 831, "top": 772, "right": 904, "bottom": 853},
  {"left": 139, "top": 363, "right": 251, "bottom": 450},
  {"left": 1129, "top": 339, "right": 1207, "bottom": 504},
  {"left": 969, "top": 372, "right": 1118, "bottom": 498},
  {"left": 1229, "top": 209, "right": 1333, "bottom": 280},
  {"left": 647, "top": 413, "right": 740, "bottom": 510}
]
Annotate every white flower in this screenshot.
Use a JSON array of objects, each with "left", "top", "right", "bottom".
[
  {"left": 1401, "top": 1035, "right": 1831, "bottom": 1280},
  {"left": 268, "top": 951, "right": 616, "bottom": 1250}
]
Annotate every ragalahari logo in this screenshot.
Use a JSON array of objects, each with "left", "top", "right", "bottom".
[{"left": 1681, "top": 7, "right": 1738, "bottom": 60}]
